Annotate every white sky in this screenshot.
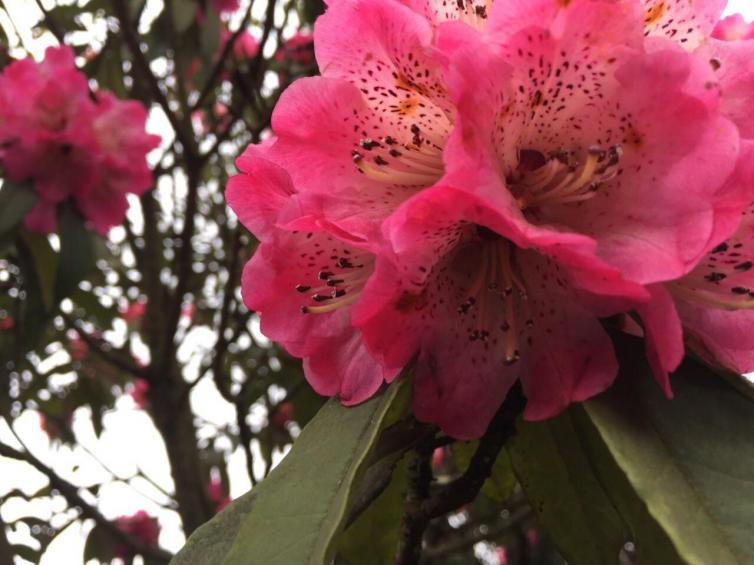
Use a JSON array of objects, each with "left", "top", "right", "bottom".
[{"left": 1, "top": 1, "right": 754, "bottom": 564}]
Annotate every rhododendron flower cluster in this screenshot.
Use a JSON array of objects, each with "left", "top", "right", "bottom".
[
  {"left": 228, "top": 0, "right": 754, "bottom": 439},
  {"left": 0, "top": 46, "right": 160, "bottom": 234},
  {"left": 114, "top": 510, "right": 160, "bottom": 558}
]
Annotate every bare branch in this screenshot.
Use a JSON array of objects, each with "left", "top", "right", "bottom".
[{"left": 0, "top": 441, "right": 172, "bottom": 563}]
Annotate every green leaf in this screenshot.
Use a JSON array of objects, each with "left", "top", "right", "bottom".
[
  {"left": 173, "top": 380, "right": 409, "bottom": 565},
  {"left": 507, "top": 411, "right": 629, "bottom": 565},
  {"left": 172, "top": 0, "right": 199, "bottom": 33},
  {"left": 452, "top": 440, "right": 516, "bottom": 502},
  {"left": 579, "top": 335, "right": 754, "bottom": 565},
  {"left": 337, "top": 455, "right": 409, "bottom": 565},
  {"left": 83, "top": 523, "right": 118, "bottom": 563},
  {"left": 54, "top": 206, "right": 95, "bottom": 302},
  {"left": 20, "top": 231, "right": 58, "bottom": 311},
  {"left": 200, "top": 6, "right": 222, "bottom": 63},
  {"left": 0, "top": 182, "right": 37, "bottom": 237}
]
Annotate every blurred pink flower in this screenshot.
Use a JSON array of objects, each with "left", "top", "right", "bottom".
[
  {"left": 0, "top": 46, "right": 159, "bottom": 235},
  {"left": 121, "top": 300, "right": 146, "bottom": 322},
  {"left": 0, "top": 316, "right": 14, "bottom": 330},
  {"left": 211, "top": 0, "right": 240, "bottom": 15},
  {"left": 68, "top": 335, "right": 88, "bottom": 361},
  {"left": 275, "top": 32, "right": 314, "bottom": 67},
  {"left": 207, "top": 476, "right": 232, "bottom": 513},
  {"left": 130, "top": 378, "right": 150, "bottom": 409},
  {"left": 271, "top": 401, "right": 294, "bottom": 428},
  {"left": 181, "top": 303, "right": 196, "bottom": 322},
  {"left": 115, "top": 511, "right": 160, "bottom": 557}
]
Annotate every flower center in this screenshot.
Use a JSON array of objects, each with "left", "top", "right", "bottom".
[
  {"left": 298, "top": 253, "right": 374, "bottom": 315},
  {"left": 457, "top": 233, "right": 530, "bottom": 366},
  {"left": 511, "top": 146, "right": 622, "bottom": 210},
  {"left": 351, "top": 128, "right": 445, "bottom": 186}
]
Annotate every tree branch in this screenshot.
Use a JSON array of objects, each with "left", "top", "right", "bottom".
[
  {"left": 0, "top": 441, "right": 172, "bottom": 562},
  {"left": 112, "top": 0, "right": 196, "bottom": 156},
  {"left": 192, "top": 1, "right": 255, "bottom": 112},
  {"left": 62, "top": 314, "right": 146, "bottom": 379},
  {"left": 395, "top": 384, "right": 526, "bottom": 564},
  {"left": 32, "top": 0, "right": 65, "bottom": 44}
]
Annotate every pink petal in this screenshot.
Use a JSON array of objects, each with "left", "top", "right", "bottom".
[
  {"left": 519, "top": 253, "right": 621, "bottom": 420},
  {"left": 701, "top": 38, "right": 754, "bottom": 139},
  {"left": 637, "top": 284, "right": 684, "bottom": 397},
  {"left": 304, "top": 330, "right": 390, "bottom": 405},
  {"left": 641, "top": 0, "right": 726, "bottom": 49},
  {"left": 23, "top": 200, "right": 58, "bottom": 234},
  {"left": 712, "top": 14, "right": 754, "bottom": 42},
  {"left": 678, "top": 302, "right": 754, "bottom": 374},
  {"left": 226, "top": 156, "right": 296, "bottom": 241}
]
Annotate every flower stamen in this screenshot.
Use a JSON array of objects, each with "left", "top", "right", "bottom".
[
  {"left": 514, "top": 145, "right": 622, "bottom": 209},
  {"left": 299, "top": 256, "right": 374, "bottom": 314},
  {"left": 352, "top": 132, "right": 445, "bottom": 186}
]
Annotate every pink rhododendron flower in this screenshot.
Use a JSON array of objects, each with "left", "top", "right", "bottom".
[
  {"left": 130, "top": 378, "right": 150, "bottom": 409},
  {"left": 0, "top": 46, "right": 159, "bottom": 234},
  {"left": 0, "top": 316, "right": 13, "bottom": 330},
  {"left": 632, "top": 11, "right": 754, "bottom": 381},
  {"left": 181, "top": 302, "right": 196, "bottom": 322},
  {"left": 68, "top": 335, "right": 88, "bottom": 361},
  {"left": 115, "top": 511, "right": 160, "bottom": 557},
  {"left": 713, "top": 14, "right": 754, "bottom": 42},
  {"left": 232, "top": 30, "right": 260, "bottom": 60},
  {"left": 275, "top": 32, "right": 315, "bottom": 67},
  {"left": 207, "top": 476, "right": 232, "bottom": 513},
  {"left": 121, "top": 300, "right": 146, "bottom": 322},
  {"left": 211, "top": 0, "right": 240, "bottom": 15},
  {"left": 271, "top": 401, "right": 294, "bottom": 428},
  {"left": 229, "top": 0, "right": 753, "bottom": 438}
]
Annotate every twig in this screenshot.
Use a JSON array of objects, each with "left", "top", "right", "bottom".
[
  {"left": 192, "top": 1, "right": 255, "bottom": 112},
  {"left": 75, "top": 440, "right": 176, "bottom": 508},
  {"left": 112, "top": 0, "right": 196, "bottom": 156},
  {"left": 62, "top": 314, "right": 146, "bottom": 379},
  {"left": 395, "top": 384, "right": 526, "bottom": 564},
  {"left": 0, "top": 1, "right": 32, "bottom": 53},
  {"left": 32, "top": 0, "right": 65, "bottom": 44},
  {"left": 0, "top": 441, "right": 172, "bottom": 562}
]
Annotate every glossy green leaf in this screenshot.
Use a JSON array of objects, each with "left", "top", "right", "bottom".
[
  {"left": 510, "top": 333, "right": 754, "bottom": 565},
  {"left": 579, "top": 336, "right": 754, "bottom": 565},
  {"left": 508, "top": 411, "right": 629, "bottom": 565},
  {"left": 200, "top": 6, "right": 222, "bottom": 63},
  {"left": 173, "top": 380, "right": 408, "bottom": 565},
  {"left": 337, "top": 455, "right": 409, "bottom": 565},
  {"left": 0, "top": 182, "right": 37, "bottom": 237},
  {"left": 84, "top": 523, "right": 119, "bottom": 564},
  {"left": 54, "top": 206, "right": 95, "bottom": 302},
  {"left": 452, "top": 440, "right": 516, "bottom": 502},
  {"left": 20, "top": 231, "right": 58, "bottom": 311},
  {"left": 172, "top": 0, "right": 199, "bottom": 33}
]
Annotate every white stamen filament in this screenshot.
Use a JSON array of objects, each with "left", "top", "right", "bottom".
[
  {"left": 356, "top": 160, "right": 442, "bottom": 185},
  {"left": 302, "top": 292, "right": 362, "bottom": 314},
  {"left": 514, "top": 146, "right": 622, "bottom": 210}
]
